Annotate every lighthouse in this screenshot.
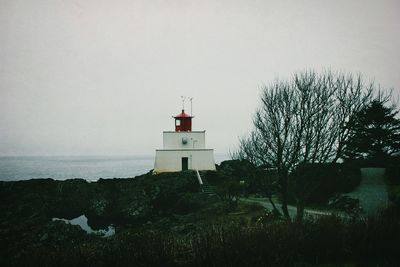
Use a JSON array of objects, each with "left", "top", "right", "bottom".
[{"left": 153, "top": 104, "right": 216, "bottom": 173}]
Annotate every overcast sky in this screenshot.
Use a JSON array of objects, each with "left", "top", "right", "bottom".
[{"left": 1, "top": 0, "right": 399, "bottom": 156}]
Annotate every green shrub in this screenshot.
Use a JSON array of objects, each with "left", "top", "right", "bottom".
[
  {"left": 172, "top": 193, "right": 208, "bottom": 215},
  {"left": 3, "top": 208, "right": 400, "bottom": 267},
  {"left": 386, "top": 156, "right": 400, "bottom": 185},
  {"left": 289, "top": 163, "right": 361, "bottom": 205},
  {"left": 387, "top": 185, "right": 400, "bottom": 206}
]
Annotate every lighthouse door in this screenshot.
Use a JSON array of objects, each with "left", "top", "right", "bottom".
[{"left": 181, "top": 157, "right": 188, "bottom": 171}]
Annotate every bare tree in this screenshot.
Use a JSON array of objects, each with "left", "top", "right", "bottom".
[{"left": 234, "top": 70, "right": 375, "bottom": 220}]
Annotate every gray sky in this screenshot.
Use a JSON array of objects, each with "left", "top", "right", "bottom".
[{"left": 1, "top": 0, "right": 399, "bottom": 156}]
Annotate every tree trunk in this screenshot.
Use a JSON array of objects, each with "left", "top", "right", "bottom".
[
  {"left": 279, "top": 170, "right": 290, "bottom": 219},
  {"left": 267, "top": 195, "right": 281, "bottom": 216},
  {"left": 281, "top": 195, "right": 290, "bottom": 219},
  {"left": 296, "top": 198, "right": 305, "bottom": 222},
  {"left": 295, "top": 166, "right": 306, "bottom": 222}
]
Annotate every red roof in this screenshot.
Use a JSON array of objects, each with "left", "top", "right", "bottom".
[{"left": 174, "top": 109, "right": 192, "bottom": 118}]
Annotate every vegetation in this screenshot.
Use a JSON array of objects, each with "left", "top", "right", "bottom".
[
  {"left": 343, "top": 98, "right": 400, "bottom": 163},
  {"left": 288, "top": 163, "right": 361, "bottom": 205},
  {"left": 234, "top": 70, "right": 378, "bottom": 220},
  {"left": 2, "top": 205, "right": 399, "bottom": 266},
  {"left": 386, "top": 156, "right": 400, "bottom": 206}
]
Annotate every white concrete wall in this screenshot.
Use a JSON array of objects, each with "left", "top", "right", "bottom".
[
  {"left": 154, "top": 149, "right": 216, "bottom": 173},
  {"left": 163, "top": 131, "right": 206, "bottom": 149}
]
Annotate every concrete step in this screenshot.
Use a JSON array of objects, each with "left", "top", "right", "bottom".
[
  {"left": 200, "top": 184, "right": 216, "bottom": 195},
  {"left": 194, "top": 170, "right": 216, "bottom": 196}
]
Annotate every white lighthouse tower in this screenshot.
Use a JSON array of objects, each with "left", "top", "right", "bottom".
[{"left": 153, "top": 101, "right": 216, "bottom": 173}]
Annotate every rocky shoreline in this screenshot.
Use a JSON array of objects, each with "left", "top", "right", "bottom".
[
  {"left": 0, "top": 169, "right": 266, "bottom": 266},
  {"left": 1, "top": 162, "right": 399, "bottom": 266}
]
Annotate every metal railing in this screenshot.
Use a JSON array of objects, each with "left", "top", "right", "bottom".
[{"left": 195, "top": 169, "right": 203, "bottom": 185}]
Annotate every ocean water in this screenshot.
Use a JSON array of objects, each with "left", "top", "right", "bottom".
[
  {"left": 0, "top": 154, "right": 230, "bottom": 181},
  {"left": 53, "top": 215, "right": 115, "bottom": 238}
]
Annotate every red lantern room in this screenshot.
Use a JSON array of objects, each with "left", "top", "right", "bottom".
[{"left": 174, "top": 109, "right": 192, "bottom": 131}]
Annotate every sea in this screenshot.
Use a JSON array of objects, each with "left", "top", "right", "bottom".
[{"left": 0, "top": 154, "right": 230, "bottom": 181}]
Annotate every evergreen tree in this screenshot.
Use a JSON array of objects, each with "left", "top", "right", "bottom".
[{"left": 344, "top": 100, "right": 400, "bottom": 162}]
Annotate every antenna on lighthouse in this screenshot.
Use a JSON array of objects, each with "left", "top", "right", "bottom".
[
  {"left": 189, "top": 97, "right": 193, "bottom": 116},
  {"left": 180, "top": 96, "right": 186, "bottom": 110}
]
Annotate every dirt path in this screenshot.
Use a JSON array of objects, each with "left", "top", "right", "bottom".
[
  {"left": 241, "top": 197, "right": 343, "bottom": 219},
  {"left": 242, "top": 168, "right": 389, "bottom": 218},
  {"left": 345, "top": 168, "right": 388, "bottom": 215}
]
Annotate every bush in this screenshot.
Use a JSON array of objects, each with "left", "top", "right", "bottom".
[
  {"left": 327, "top": 195, "right": 362, "bottom": 215},
  {"left": 2, "top": 208, "right": 400, "bottom": 266},
  {"left": 172, "top": 193, "right": 209, "bottom": 215},
  {"left": 386, "top": 156, "right": 400, "bottom": 185},
  {"left": 289, "top": 163, "right": 361, "bottom": 205},
  {"left": 387, "top": 185, "right": 400, "bottom": 206},
  {"left": 215, "top": 160, "right": 279, "bottom": 196},
  {"left": 215, "top": 180, "right": 242, "bottom": 200},
  {"left": 216, "top": 160, "right": 257, "bottom": 178}
]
